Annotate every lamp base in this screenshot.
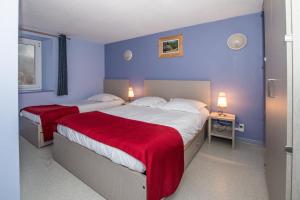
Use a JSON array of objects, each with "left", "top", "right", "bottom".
[{"left": 218, "top": 110, "right": 226, "bottom": 117}]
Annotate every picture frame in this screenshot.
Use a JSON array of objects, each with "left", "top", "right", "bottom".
[{"left": 158, "top": 34, "right": 183, "bottom": 58}]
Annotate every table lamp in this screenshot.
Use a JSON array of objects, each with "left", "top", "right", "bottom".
[
  {"left": 217, "top": 92, "right": 227, "bottom": 116},
  {"left": 128, "top": 87, "right": 134, "bottom": 102}
]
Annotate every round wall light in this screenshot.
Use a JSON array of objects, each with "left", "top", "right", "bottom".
[
  {"left": 227, "top": 33, "right": 247, "bottom": 50},
  {"left": 123, "top": 49, "right": 133, "bottom": 61}
]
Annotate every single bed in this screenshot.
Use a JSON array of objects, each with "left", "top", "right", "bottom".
[
  {"left": 19, "top": 79, "right": 129, "bottom": 148},
  {"left": 53, "top": 80, "right": 211, "bottom": 200}
]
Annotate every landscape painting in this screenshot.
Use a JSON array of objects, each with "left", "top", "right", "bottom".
[
  {"left": 163, "top": 39, "right": 179, "bottom": 53},
  {"left": 159, "top": 34, "right": 183, "bottom": 58}
]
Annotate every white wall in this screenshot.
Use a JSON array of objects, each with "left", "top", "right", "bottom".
[
  {"left": 18, "top": 36, "right": 105, "bottom": 109},
  {"left": 0, "top": 1, "right": 20, "bottom": 200}
]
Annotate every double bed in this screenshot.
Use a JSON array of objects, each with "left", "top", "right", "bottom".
[
  {"left": 53, "top": 80, "right": 211, "bottom": 200},
  {"left": 19, "top": 79, "right": 129, "bottom": 148}
]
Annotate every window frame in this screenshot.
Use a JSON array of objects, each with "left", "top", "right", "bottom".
[{"left": 18, "top": 38, "right": 42, "bottom": 91}]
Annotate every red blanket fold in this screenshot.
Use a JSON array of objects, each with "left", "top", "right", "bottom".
[
  {"left": 57, "top": 111, "right": 184, "bottom": 200},
  {"left": 23, "top": 105, "right": 79, "bottom": 141}
]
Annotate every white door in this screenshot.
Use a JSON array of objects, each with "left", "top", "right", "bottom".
[{"left": 264, "top": 0, "right": 293, "bottom": 199}]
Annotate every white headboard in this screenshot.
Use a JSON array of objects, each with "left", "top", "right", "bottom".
[
  {"left": 103, "top": 79, "right": 129, "bottom": 100},
  {"left": 144, "top": 80, "right": 211, "bottom": 109}
]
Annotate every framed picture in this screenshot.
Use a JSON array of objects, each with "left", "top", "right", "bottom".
[{"left": 159, "top": 34, "right": 183, "bottom": 58}]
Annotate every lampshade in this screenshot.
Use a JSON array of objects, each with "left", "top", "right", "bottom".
[
  {"left": 217, "top": 92, "right": 227, "bottom": 108},
  {"left": 128, "top": 87, "right": 134, "bottom": 98}
]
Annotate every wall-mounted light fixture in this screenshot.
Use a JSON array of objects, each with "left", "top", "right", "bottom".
[
  {"left": 123, "top": 49, "right": 133, "bottom": 61},
  {"left": 227, "top": 33, "right": 247, "bottom": 50}
]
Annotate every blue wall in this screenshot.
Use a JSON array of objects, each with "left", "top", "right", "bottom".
[
  {"left": 105, "top": 13, "right": 265, "bottom": 143},
  {"left": 19, "top": 32, "right": 105, "bottom": 108},
  {"left": 0, "top": 0, "right": 20, "bottom": 199}
]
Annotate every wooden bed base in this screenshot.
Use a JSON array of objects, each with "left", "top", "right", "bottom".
[
  {"left": 53, "top": 123, "right": 207, "bottom": 200},
  {"left": 19, "top": 116, "right": 52, "bottom": 148}
]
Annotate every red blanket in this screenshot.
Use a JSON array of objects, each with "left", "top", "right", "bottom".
[
  {"left": 23, "top": 105, "right": 79, "bottom": 141},
  {"left": 57, "top": 111, "right": 184, "bottom": 200}
]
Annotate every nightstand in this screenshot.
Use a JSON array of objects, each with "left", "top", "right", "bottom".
[{"left": 208, "top": 112, "right": 236, "bottom": 149}]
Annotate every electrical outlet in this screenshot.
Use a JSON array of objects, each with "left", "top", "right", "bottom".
[
  {"left": 239, "top": 124, "right": 245, "bottom": 132},
  {"left": 235, "top": 123, "right": 245, "bottom": 132}
]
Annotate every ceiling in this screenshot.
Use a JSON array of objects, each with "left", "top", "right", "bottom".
[{"left": 20, "top": 0, "right": 263, "bottom": 44}]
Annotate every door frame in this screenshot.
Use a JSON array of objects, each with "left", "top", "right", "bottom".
[
  {"left": 292, "top": 0, "right": 300, "bottom": 199},
  {"left": 286, "top": 0, "right": 293, "bottom": 199}
]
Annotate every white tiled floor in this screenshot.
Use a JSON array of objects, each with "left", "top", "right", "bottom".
[{"left": 20, "top": 137, "right": 268, "bottom": 200}]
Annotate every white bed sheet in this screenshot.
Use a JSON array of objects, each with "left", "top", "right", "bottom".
[
  {"left": 57, "top": 105, "right": 209, "bottom": 173},
  {"left": 20, "top": 100, "right": 124, "bottom": 124}
]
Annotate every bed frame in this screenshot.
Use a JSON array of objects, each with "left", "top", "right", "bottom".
[
  {"left": 53, "top": 80, "right": 211, "bottom": 200},
  {"left": 20, "top": 117, "right": 52, "bottom": 148},
  {"left": 19, "top": 79, "right": 129, "bottom": 148}
]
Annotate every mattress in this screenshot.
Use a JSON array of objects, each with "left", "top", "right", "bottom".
[
  {"left": 57, "top": 105, "right": 209, "bottom": 173},
  {"left": 20, "top": 100, "right": 124, "bottom": 124}
]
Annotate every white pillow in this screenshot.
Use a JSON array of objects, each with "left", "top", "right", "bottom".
[
  {"left": 87, "top": 93, "right": 123, "bottom": 102},
  {"left": 170, "top": 98, "right": 207, "bottom": 109},
  {"left": 130, "top": 96, "right": 167, "bottom": 108},
  {"left": 160, "top": 101, "right": 202, "bottom": 113}
]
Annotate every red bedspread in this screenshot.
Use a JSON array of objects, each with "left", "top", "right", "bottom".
[
  {"left": 57, "top": 111, "right": 184, "bottom": 200},
  {"left": 23, "top": 105, "right": 79, "bottom": 141}
]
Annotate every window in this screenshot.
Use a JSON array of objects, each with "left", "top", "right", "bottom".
[{"left": 18, "top": 38, "right": 42, "bottom": 91}]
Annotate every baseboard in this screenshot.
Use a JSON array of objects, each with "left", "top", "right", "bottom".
[{"left": 236, "top": 137, "right": 265, "bottom": 146}]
